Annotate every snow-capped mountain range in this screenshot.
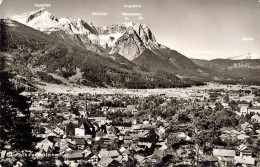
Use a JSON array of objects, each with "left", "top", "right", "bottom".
[{"left": 12, "top": 8, "right": 160, "bottom": 60}]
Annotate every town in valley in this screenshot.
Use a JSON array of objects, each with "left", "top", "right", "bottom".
[{"left": 1, "top": 83, "right": 260, "bottom": 167}]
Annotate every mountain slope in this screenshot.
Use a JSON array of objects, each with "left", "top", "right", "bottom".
[
  {"left": 133, "top": 47, "right": 225, "bottom": 81},
  {"left": 192, "top": 58, "right": 260, "bottom": 85},
  {"left": 0, "top": 19, "right": 201, "bottom": 89}
]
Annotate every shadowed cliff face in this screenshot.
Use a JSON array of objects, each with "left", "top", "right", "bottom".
[{"left": 110, "top": 27, "right": 146, "bottom": 61}]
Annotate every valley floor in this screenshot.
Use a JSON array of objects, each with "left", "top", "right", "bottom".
[{"left": 34, "top": 82, "right": 260, "bottom": 98}]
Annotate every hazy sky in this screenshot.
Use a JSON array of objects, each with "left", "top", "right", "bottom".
[{"left": 1, "top": 0, "right": 259, "bottom": 60}]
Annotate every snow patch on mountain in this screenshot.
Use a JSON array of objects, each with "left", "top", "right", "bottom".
[
  {"left": 12, "top": 8, "right": 93, "bottom": 35},
  {"left": 12, "top": 8, "right": 60, "bottom": 32},
  {"left": 99, "top": 32, "right": 124, "bottom": 47},
  {"left": 11, "top": 8, "right": 161, "bottom": 58}
]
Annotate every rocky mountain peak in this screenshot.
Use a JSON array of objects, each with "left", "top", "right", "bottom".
[
  {"left": 110, "top": 26, "right": 146, "bottom": 60},
  {"left": 133, "top": 23, "right": 158, "bottom": 47},
  {"left": 11, "top": 9, "right": 160, "bottom": 60}
]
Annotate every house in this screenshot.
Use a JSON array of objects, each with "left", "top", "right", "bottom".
[
  {"left": 134, "top": 154, "right": 146, "bottom": 164},
  {"left": 239, "top": 149, "right": 253, "bottom": 157},
  {"left": 108, "top": 107, "right": 126, "bottom": 113},
  {"left": 151, "top": 149, "right": 166, "bottom": 160},
  {"left": 237, "top": 144, "right": 247, "bottom": 152},
  {"left": 73, "top": 118, "right": 95, "bottom": 137},
  {"left": 213, "top": 149, "right": 236, "bottom": 165},
  {"left": 60, "top": 139, "right": 70, "bottom": 153},
  {"left": 157, "top": 126, "right": 166, "bottom": 137},
  {"left": 82, "top": 149, "right": 92, "bottom": 159},
  {"left": 65, "top": 150, "right": 83, "bottom": 160},
  {"left": 157, "top": 142, "right": 168, "bottom": 150},
  {"left": 241, "top": 122, "right": 253, "bottom": 131},
  {"left": 123, "top": 136, "right": 132, "bottom": 144},
  {"left": 88, "top": 117, "right": 108, "bottom": 126},
  {"left": 114, "top": 156, "right": 123, "bottom": 163},
  {"left": 3, "top": 143, "right": 11, "bottom": 150},
  {"left": 137, "top": 142, "right": 152, "bottom": 149},
  {"left": 95, "top": 130, "right": 106, "bottom": 141},
  {"left": 32, "top": 101, "right": 41, "bottom": 107},
  {"left": 143, "top": 121, "right": 150, "bottom": 125},
  {"left": 103, "top": 133, "right": 118, "bottom": 141},
  {"left": 63, "top": 120, "right": 79, "bottom": 126},
  {"left": 36, "top": 138, "right": 54, "bottom": 153},
  {"left": 1, "top": 150, "right": 6, "bottom": 159},
  {"left": 69, "top": 161, "right": 79, "bottom": 167},
  {"left": 101, "top": 106, "right": 109, "bottom": 113},
  {"left": 29, "top": 106, "right": 46, "bottom": 112},
  {"left": 98, "top": 157, "right": 114, "bottom": 167},
  {"left": 53, "top": 127, "right": 64, "bottom": 135},
  {"left": 222, "top": 102, "right": 230, "bottom": 109},
  {"left": 248, "top": 106, "right": 260, "bottom": 115},
  {"left": 74, "top": 138, "right": 85, "bottom": 150},
  {"left": 239, "top": 104, "right": 250, "bottom": 115},
  {"left": 111, "top": 122, "right": 132, "bottom": 130},
  {"left": 41, "top": 145, "right": 53, "bottom": 154},
  {"left": 139, "top": 136, "right": 157, "bottom": 144},
  {"left": 88, "top": 155, "right": 98, "bottom": 165},
  {"left": 251, "top": 115, "right": 260, "bottom": 123},
  {"left": 107, "top": 126, "right": 118, "bottom": 134},
  {"left": 86, "top": 138, "right": 93, "bottom": 145},
  {"left": 239, "top": 104, "right": 260, "bottom": 115},
  {"left": 234, "top": 156, "right": 255, "bottom": 166},
  {"left": 237, "top": 134, "right": 250, "bottom": 140},
  {"left": 213, "top": 149, "right": 236, "bottom": 158},
  {"left": 126, "top": 105, "right": 138, "bottom": 114},
  {"left": 122, "top": 152, "right": 129, "bottom": 162},
  {"left": 201, "top": 156, "right": 219, "bottom": 164},
  {"left": 98, "top": 149, "right": 120, "bottom": 159},
  {"left": 176, "top": 132, "right": 191, "bottom": 141}
]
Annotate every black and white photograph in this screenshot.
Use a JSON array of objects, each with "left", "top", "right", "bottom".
[{"left": 0, "top": 0, "right": 260, "bottom": 166}]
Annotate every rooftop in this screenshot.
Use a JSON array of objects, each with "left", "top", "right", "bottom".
[{"left": 213, "top": 149, "right": 236, "bottom": 157}]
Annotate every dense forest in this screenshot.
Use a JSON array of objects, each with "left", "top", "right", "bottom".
[{"left": 0, "top": 57, "right": 34, "bottom": 152}]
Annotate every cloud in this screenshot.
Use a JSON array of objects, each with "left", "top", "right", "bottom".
[{"left": 196, "top": 50, "right": 216, "bottom": 55}]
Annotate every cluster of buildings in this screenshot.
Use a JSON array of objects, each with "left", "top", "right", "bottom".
[{"left": 1, "top": 85, "right": 260, "bottom": 166}]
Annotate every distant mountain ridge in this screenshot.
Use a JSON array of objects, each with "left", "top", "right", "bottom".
[
  {"left": 228, "top": 52, "right": 260, "bottom": 60},
  {"left": 191, "top": 58, "right": 260, "bottom": 85}
]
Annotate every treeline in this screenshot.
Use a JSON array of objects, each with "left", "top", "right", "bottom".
[
  {"left": 36, "top": 71, "right": 62, "bottom": 84},
  {"left": 20, "top": 40, "right": 198, "bottom": 88}
]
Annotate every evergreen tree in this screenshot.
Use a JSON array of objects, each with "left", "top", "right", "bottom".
[{"left": 0, "top": 57, "right": 33, "bottom": 150}]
